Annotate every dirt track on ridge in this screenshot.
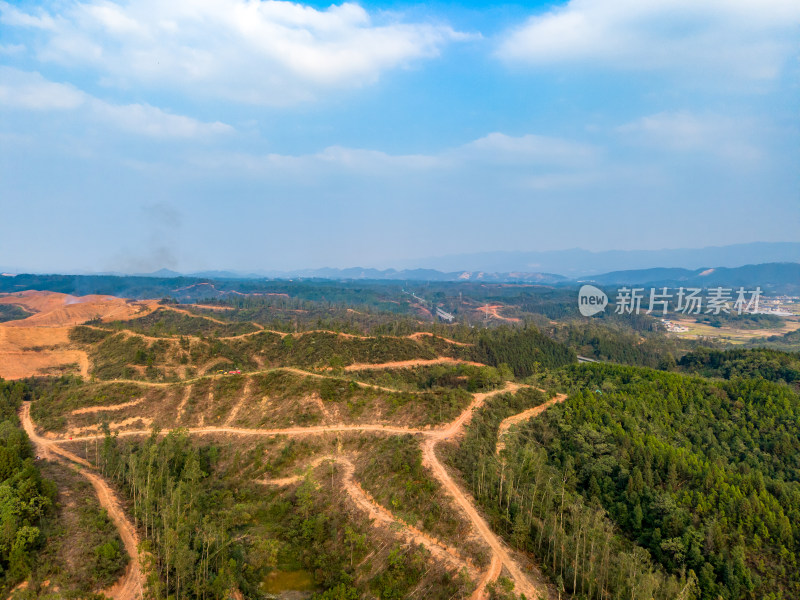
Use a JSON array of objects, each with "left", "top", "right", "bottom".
[
  {"left": 343, "top": 357, "right": 484, "bottom": 371},
  {"left": 496, "top": 393, "right": 568, "bottom": 454},
  {"left": 407, "top": 332, "right": 474, "bottom": 346}
]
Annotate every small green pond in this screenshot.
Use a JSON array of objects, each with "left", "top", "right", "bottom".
[{"left": 261, "top": 570, "right": 315, "bottom": 594}]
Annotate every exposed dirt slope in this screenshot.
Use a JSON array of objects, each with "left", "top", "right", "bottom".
[
  {"left": 0, "top": 290, "right": 156, "bottom": 379},
  {"left": 474, "top": 304, "right": 521, "bottom": 323},
  {"left": 0, "top": 291, "right": 156, "bottom": 328},
  {"left": 0, "top": 325, "right": 88, "bottom": 379}
]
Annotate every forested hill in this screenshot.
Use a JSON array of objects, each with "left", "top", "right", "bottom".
[
  {"left": 678, "top": 347, "right": 800, "bottom": 385},
  {"left": 477, "top": 326, "right": 577, "bottom": 376},
  {"left": 528, "top": 364, "right": 800, "bottom": 599}
]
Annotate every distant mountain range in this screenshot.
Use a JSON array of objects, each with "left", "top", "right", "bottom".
[
  {"left": 116, "top": 261, "right": 800, "bottom": 293},
  {"left": 399, "top": 242, "right": 800, "bottom": 276},
  {"left": 2, "top": 243, "right": 798, "bottom": 293},
  {"left": 582, "top": 262, "right": 800, "bottom": 293},
  {"left": 122, "top": 242, "right": 800, "bottom": 285},
  {"left": 1, "top": 262, "right": 798, "bottom": 298},
  {"left": 180, "top": 267, "right": 569, "bottom": 284}
]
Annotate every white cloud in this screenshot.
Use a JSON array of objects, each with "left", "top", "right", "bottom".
[
  {"left": 0, "top": 43, "right": 25, "bottom": 55},
  {"left": 192, "top": 131, "right": 599, "bottom": 182},
  {"left": 497, "top": 0, "right": 800, "bottom": 79},
  {"left": 0, "top": 67, "right": 85, "bottom": 109},
  {"left": 316, "top": 146, "right": 444, "bottom": 170},
  {"left": 521, "top": 171, "right": 604, "bottom": 191},
  {"left": 0, "top": 67, "right": 232, "bottom": 138},
  {"left": 1, "top": 0, "right": 466, "bottom": 105},
  {"left": 618, "top": 111, "right": 763, "bottom": 162},
  {"left": 459, "top": 132, "right": 598, "bottom": 167},
  {"left": 192, "top": 144, "right": 444, "bottom": 177},
  {"left": 0, "top": 2, "right": 56, "bottom": 29},
  {"left": 90, "top": 102, "right": 233, "bottom": 137}
]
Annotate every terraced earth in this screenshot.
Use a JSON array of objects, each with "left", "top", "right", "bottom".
[{"left": 9, "top": 292, "right": 568, "bottom": 599}]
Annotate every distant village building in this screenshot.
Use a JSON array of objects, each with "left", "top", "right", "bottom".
[{"left": 660, "top": 318, "right": 689, "bottom": 333}]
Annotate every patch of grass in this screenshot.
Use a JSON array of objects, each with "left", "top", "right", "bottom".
[
  {"left": 30, "top": 379, "right": 143, "bottom": 431},
  {"left": 83, "top": 333, "right": 170, "bottom": 380},
  {"left": 0, "top": 304, "right": 32, "bottom": 323},
  {"left": 69, "top": 326, "right": 113, "bottom": 344},
  {"left": 108, "top": 307, "right": 258, "bottom": 338},
  {"left": 250, "top": 331, "right": 474, "bottom": 369},
  {"left": 350, "top": 363, "right": 505, "bottom": 393}
]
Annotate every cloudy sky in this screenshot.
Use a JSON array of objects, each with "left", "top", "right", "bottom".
[{"left": 1, "top": 0, "right": 798, "bottom": 273}]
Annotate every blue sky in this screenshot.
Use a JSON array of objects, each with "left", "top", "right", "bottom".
[{"left": 1, "top": 0, "right": 798, "bottom": 273}]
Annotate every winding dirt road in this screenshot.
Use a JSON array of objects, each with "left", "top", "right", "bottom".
[
  {"left": 86, "top": 312, "right": 477, "bottom": 349},
  {"left": 420, "top": 382, "right": 556, "bottom": 600},
  {"left": 496, "top": 393, "right": 568, "bottom": 455},
  {"left": 20, "top": 404, "right": 143, "bottom": 600},
  {"left": 70, "top": 398, "right": 144, "bottom": 415},
  {"left": 60, "top": 423, "right": 426, "bottom": 443},
  {"left": 28, "top": 380, "right": 563, "bottom": 599},
  {"left": 407, "top": 332, "right": 474, "bottom": 347}
]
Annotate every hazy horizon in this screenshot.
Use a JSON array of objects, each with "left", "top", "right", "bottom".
[{"left": 3, "top": 241, "right": 800, "bottom": 278}]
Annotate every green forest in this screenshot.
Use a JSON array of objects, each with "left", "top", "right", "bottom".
[
  {"left": 0, "top": 380, "right": 54, "bottom": 594},
  {"left": 678, "top": 347, "right": 800, "bottom": 384},
  {"left": 522, "top": 364, "right": 797, "bottom": 599}
]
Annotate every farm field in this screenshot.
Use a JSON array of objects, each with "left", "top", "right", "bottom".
[{"left": 668, "top": 314, "right": 800, "bottom": 344}]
